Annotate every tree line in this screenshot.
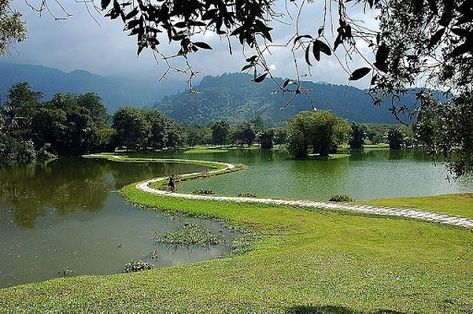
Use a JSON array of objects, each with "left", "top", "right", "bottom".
[{"left": 0, "top": 82, "right": 418, "bottom": 166}]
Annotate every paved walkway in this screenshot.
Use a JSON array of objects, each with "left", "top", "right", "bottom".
[{"left": 136, "top": 162, "right": 473, "bottom": 229}]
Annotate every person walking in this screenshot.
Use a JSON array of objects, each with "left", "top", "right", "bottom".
[{"left": 168, "top": 174, "right": 176, "bottom": 192}]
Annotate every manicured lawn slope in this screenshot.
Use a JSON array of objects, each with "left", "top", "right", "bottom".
[
  {"left": 363, "top": 193, "right": 473, "bottom": 220},
  {"left": 1, "top": 184, "right": 472, "bottom": 313}
]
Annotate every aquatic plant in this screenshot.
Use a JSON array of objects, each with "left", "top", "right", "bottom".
[
  {"left": 146, "top": 250, "right": 160, "bottom": 259},
  {"left": 192, "top": 189, "right": 215, "bottom": 195},
  {"left": 237, "top": 192, "right": 257, "bottom": 198},
  {"left": 329, "top": 194, "right": 354, "bottom": 202},
  {"left": 154, "top": 223, "right": 220, "bottom": 246},
  {"left": 124, "top": 260, "right": 153, "bottom": 273}
]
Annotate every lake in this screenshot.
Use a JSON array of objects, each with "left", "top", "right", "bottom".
[
  {"left": 1, "top": 148, "right": 472, "bottom": 288},
  {"left": 157, "top": 148, "right": 473, "bottom": 200},
  {"left": 0, "top": 158, "right": 238, "bottom": 288}
]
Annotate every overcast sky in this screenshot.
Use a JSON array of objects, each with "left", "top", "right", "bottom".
[{"left": 1, "top": 1, "right": 378, "bottom": 87}]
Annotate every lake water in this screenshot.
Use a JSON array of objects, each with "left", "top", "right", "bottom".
[
  {"left": 0, "top": 158, "right": 237, "bottom": 288},
  {"left": 2, "top": 149, "right": 472, "bottom": 288},
  {"left": 158, "top": 148, "right": 473, "bottom": 201}
]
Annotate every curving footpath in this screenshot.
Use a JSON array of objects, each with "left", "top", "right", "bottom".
[{"left": 136, "top": 162, "right": 473, "bottom": 229}]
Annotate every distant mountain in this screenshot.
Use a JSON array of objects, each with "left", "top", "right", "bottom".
[
  {"left": 0, "top": 63, "right": 186, "bottom": 112},
  {"left": 154, "top": 73, "right": 432, "bottom": 125}
]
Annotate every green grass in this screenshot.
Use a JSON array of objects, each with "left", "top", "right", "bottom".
[
  {"left": 184, "top": 148, "right": 230, "bottom": 154},
  {"left": 1, "top": 156, "right": 472, "bottom": 313},
  {"left": 361, "top": 193, "right": 473, "bottom": 219}
]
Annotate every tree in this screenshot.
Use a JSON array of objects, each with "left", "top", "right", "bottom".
[
  {"left": 288, "top": 111, "right": 350, "bottom": 158},
  {"left": 416, "top": 95, "right": 473, "bottom": 177},
  {"left": 77, "top": 93, "right": 108, "bottom": 127},
  {"left": 387, "top": 128, "right": 404, "bottom": 150},
  {"left": 259, "top": 129, "right": 274, "bottom": 150},
  {"left": 0, "top": 1, "right": 26, "bottom": 55},
  {"left": 211, "top": 121, "right": 230, "bottom": 145},
  {"left": 31, "top": 94, "right": 95, "bottom": 155},
  {"left": 349, "top": 123, "right": 366, "bottom": 149},
  {"left": 232, "top": 122, "right": 256, "bottom": 146},
  {"left": 112, "top": 107, "right": 149, "bottom": 150},
  {"left": 182, "top": 124, "right": 212, "bottom": 146}
]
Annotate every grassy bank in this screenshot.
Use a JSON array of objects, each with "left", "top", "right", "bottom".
[
  {"left": 0, "top": 156, "right": 472, "bottom": 313},
  {"left": 362, "top": 193, "right": 473, "bottom": 220}
]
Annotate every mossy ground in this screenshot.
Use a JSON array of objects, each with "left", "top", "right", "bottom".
[{"left": 1, "top": 155, "right": 472, "bottom": 313}]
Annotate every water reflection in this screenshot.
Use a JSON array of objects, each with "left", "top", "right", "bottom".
[
  {"left": 0, "top": 158, "right": 236, "bottom": 288},
  {"left": 0, "top": 159, "right": 208, "bottom": 228}
]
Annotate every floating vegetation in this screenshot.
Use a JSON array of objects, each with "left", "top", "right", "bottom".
[
  {"left": 58, "top": 267, "right": 74, "bottom": 277},
  {"left": 155, "top": 223, "right": 220, "bottom": 246},
  {"left": 124, "top": 260, "right": 153, "bottom": 273},
  {"left": 146, "top": 250, "right": 160, "bottom": 259},
  {"left": 192, "top": 189, "right": 215, "bottom": 195},
  {"left": 329, "top": 194, "right": 354, "bottom": 202},
  {"left": 237, "top": 192, "right": 257, "bottom": 198}
]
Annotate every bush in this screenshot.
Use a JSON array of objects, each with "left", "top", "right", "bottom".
[
  {"left": 329, "top": 194, "right": 354, "bottom": 202},
  {"left": 237, "top": 192, "right": 257, "bottom": 197},
  {"left": 192, "top": 189, "right": 215, "bottom": 195},
  {"left": 124, "top": 260, "right": 154, "bottom": 273}
]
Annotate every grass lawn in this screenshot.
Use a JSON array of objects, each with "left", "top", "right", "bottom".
[
  {"left": 1, "top": 157, "right": 472, "bottom": 313},
  {"left": 362, "top": 193, "right": 473, "bottom": 220}
]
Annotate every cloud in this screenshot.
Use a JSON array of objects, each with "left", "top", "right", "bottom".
[{"left": 1, "top": 0, "right": 378, "bottom": 87}]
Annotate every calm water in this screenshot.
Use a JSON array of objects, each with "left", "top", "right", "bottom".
[
  {"left": 0, "top": 158, "right": 237, "bottom": 288},
  {"left": 158, "top": 149, "right": 473, "bottom": 201}
]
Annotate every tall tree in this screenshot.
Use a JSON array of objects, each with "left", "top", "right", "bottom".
[
  {"left": 288, "top": 111, "right": 349, "bottom": 158},
  {"left": 387, "top": 128, "right": 404, "bottom": 150},
  {"left": 112, "top": 107, "right": 149, "bottom": 150},
  {"left": 349, "top": 123, "right": 366, "bottom": 149},
  {"left": 77, "top": 93, "right": 108, "bottom": 127},
  {"left": 416, "top": 95, "right": 473, "bottom": 176},
  {"left": 211, "top": 121, "right": 230, "bottom": 145}
]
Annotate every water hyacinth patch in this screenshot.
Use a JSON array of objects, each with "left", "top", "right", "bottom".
[
  {"left": 124, "top": 260, "right": 153, "bottom": 273},
  {"left": 154, "top": 223, "right": 220, "bottom": 246},
  {"left": 329, "top": 194, "right": 354, "bottom": 202},
  {"left": 192, "top": 189, "right": 215, "bottom": 195},
  {"left": 237, "top": 192, "right": 257, "bottom": 198}
]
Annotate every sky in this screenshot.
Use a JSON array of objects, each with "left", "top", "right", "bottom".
[{"left": 1, "top": 0, "right": 378, "bottom": 87}]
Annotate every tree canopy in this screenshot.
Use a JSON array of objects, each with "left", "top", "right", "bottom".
[{"left": 0, "top": 0, "right": 26, "bottom": 54}]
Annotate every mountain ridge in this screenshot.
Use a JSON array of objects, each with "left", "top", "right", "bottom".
[
  {"left": 0, "top": 63, "right": 186, "bottom": 112},
  {"left": 154, "top": 72, "right": 421, "bottom": 126}
]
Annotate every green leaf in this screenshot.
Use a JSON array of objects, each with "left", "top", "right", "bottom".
[{"left": 349, "top": 67, "right": 371, "bottom": 81}]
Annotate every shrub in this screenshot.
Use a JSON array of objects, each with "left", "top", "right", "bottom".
[
  {"left": 124, "top": 260, "right": 153, "bottom": 273},
  {"left": 237, "top": 192, "right": 257, "bottom": 198},
  {"left": 192, "top": 189, "right": 215, "bottom": 195},
  {"left": 329, "top": 194, "right": 354, "bottom": 202}
]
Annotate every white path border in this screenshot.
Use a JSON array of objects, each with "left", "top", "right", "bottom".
[{"left": 136, "top": 163, "right": 473, "bottom": 229}]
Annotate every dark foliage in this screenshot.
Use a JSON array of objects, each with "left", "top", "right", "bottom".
[{"left": 416, "top": 95, "right": 473, "bottom": 177}]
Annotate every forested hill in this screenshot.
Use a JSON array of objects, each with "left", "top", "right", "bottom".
[
  {"left": 0, "top": 63, "right": 185, "bottom": 112},
  {"left": 154, "top": 73, "right": 421, "bottom": 125}
]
